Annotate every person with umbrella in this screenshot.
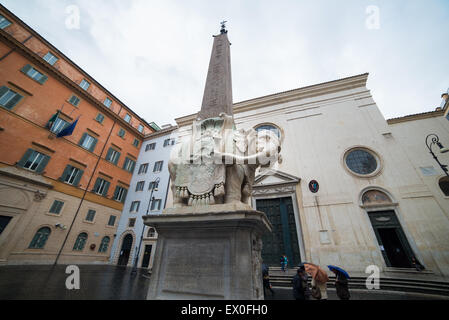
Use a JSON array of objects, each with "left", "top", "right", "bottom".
[
  {"left": 304, "top": 263, "right": 329, "bottom": 300},
  {"left": 328, "top": 265, "right": 350, "bottom": 300}
]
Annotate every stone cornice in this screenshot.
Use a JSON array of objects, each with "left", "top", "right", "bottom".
[
  {"left": 387, "top": 108, "right": 446, "bottom": 124},
  {"left": 175, "top": 73, "right": 369, "bottom": 127}
]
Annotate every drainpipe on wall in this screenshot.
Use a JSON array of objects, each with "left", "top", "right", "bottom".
[{"left": 53, "top": 106, "right": 123, "bottom": 266}]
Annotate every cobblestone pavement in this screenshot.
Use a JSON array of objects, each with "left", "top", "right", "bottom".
[{"left": 0, "top": 265, "right": 447, "bottom": 300}]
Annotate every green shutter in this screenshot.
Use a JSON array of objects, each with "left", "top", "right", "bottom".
[
  {"left": 38, "top": 74, "right": 48, "bottom": 85},
  {"left": 92, "top": 178, "right": 101, "bottom": 192},
  {"left": 105, "top": 148, "right": 113, "bottom": 161},
  {"left": 102, "top": 181, "right": 110, "bottom": 197},
  {"left": 17, "top": 149, "right": 34, "bottom": 168},
  {"left": 123, "top": 158, "right": 129, "bottom": 170},
  {"left": 89, "top": 137, "right": 98, "bottom": 152},
  {"left": 0, "top": 86, "right": 8, "bottom": 99},
  {"left": 79, "top": 133, "right": 87, "bottom": 147},
  {"left": 36, "top": 154, "right": 50, "bottom": 174},
  {"left": 20, "top": 64, "right": 32, "bottom": 74},
  {"left": 5, "top": 92, "right": 23, "bottom": 110},
  {"left": 59, "top": 165, "right": 72, "bottom": 181},
  {"left": 121, "top": 188, "right": 128, "bottom": 203},
  {"left": 73, "top": 169, "right": 84, "bottom": 187},
  {"left": 114, "top": 151, "right": 121, "bottom": 166},
  {"left": 130, "top": 160, "right": 136, "bottom": 173},
  {"left": 113, "top": 186, "right": 119, "bottom": 200}
]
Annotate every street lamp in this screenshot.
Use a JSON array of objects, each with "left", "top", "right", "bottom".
[
  {"left": 425, "top": 134, "right": 449, "bottom": 177},
  {"left": 131, "top": 177, "right": 161, "bottom": 275}
]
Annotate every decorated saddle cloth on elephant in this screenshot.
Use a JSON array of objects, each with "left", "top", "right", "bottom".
[{"left": 174, "top": 163, "right": 226, "bottom": 206}]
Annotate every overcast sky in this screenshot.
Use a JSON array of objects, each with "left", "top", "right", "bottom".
[{"left": 1, "top": 0, "right": 448, "bottom": 126}]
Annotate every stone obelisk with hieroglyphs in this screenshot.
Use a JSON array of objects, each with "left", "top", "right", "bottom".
[{"left": 198, "top": 27, "right": 233, "bottom": 120}]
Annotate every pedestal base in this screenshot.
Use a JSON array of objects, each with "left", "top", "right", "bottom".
[{"left": 143, "top": 204, "right": 272, "bottom": 300}]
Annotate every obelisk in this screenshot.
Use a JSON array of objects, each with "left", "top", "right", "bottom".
[
  {"left": 144, "top": 23, "right": 273, "bottom": 300},
  {"left": 198, "top": 26, "right": 233, "bottom": 120}
]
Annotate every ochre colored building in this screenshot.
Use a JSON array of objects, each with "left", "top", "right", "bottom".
[{"left": 0, "top": 5, "right": 158, "bottom": 265}]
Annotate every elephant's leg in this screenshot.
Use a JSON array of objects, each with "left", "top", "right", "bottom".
[{"left": 224, "top": 165, "right": 244, "bottom": 204}]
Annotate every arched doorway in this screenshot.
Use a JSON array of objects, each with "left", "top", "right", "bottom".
[
  {"left": 362, "top": 189, "right": 416, "bottom": 268},
  {"left": 118, "top": 234, "right": 133, "bottom": 266}
]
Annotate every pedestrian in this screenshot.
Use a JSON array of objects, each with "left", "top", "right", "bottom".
[
  {"left": 262, "top": 263, "right": 275, "bottom": 298},
  {"left": 331, "top": 269, "right": 350, "bottom": 300},
  {"left": 280, "top": 254, "right": 288, "bottom": 272},
  {"left": 292, "top": 266, "right": 307, "bottom": 300},
  {"left": 311, "top": 277, "right": 328, "bottom": 300}
]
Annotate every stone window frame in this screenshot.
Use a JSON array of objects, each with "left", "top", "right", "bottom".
[
  {"left": 342, "top": 146, "right": 383, "bottom": 179},
  {"left": 253, "top": 122, "right": 284, "bottom": 144}
]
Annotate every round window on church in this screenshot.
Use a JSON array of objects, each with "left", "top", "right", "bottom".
[
  {"left": 344, "top": 148, "right": 380, "bottom": 177},
  {"left": 255, "top": 124, "right": 282, "bottom": 139}
]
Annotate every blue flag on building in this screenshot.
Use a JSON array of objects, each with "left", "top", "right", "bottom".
[{"left": 57, "top": 117, "right": 79, "bottom": 138}]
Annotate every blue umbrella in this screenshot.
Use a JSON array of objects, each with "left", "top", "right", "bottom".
[{"left": 328, "top": 265, "right": 350, "bottom": 279}]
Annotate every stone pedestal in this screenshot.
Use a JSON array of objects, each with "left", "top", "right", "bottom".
[{"left": 143, "top": 203, "right": 272, "bottom": 300}]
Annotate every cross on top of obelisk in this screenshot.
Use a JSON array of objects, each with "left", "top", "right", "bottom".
[
  {"left": 220, "top": 20, "right": 228, "bottom": 34},
  {"left": 197, "top": 22, "right": 233, "bottom": 120}
]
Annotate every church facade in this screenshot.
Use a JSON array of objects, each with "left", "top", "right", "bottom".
[{"left": 173, "top": 73, "right": 449, "bottom": 278}]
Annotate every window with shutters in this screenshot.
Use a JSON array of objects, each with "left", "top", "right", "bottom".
[
  {"left": 29, "top": 227, "right": 51, "bottom": 249},
  {"left": 43, "top": 52, "right": 58, "bottom": 66},
  {"left": 85, "top": 209, "right": 96, "bottom": 222},
  {"left": 104, "top": 97, "right": 112, "bottom": 108},
  {"left": 61, "top": 165, "right": 83, "bottom": 186},
  {"left": 124, "top": 114, "right": 131, "bottom": 123},
  {"left": 136, "top": 181, "right": 145, "bottom": 192},
  {"left": 148, "top": 181, "right": 159, "bottom": 191},
  {"left": 138, "top": 124, "right": 144, "bottom": 133},
  {"left": 113, "top": 186, "right": 127, "bottom": 203},
  {"left": 138, "top": 163, "right": 149, "bottom": 174},
  {"left": 0, "top": 86, "right": 24, "bottom": 110},
  {"left": 49, "top": 117, "right": 69, "bottom": 134},
  {"left": 73, "top": 233, "right": 88, "bottom": 251},
  {"left": 21, "top": 65, "right": 48, "bottom": 84},
  {"left": 123, "top": 157, "right": 136, "bottom": 173},
  {"left": 49, "top": 200, "right": 64, "bottom": 215},
  {"left": 107, "top": 215, "right": 116, "bottom": 226},
  {"left": 146, "top": 143, "right": 156, "bottom": 151},
  {"left": 133, "top": 139, "right": 140, "bottom": 148},
  {"left": 98, "top": 236, "right": 110, "bottom": 253},
  {"left": 130, "top": 201, "right": 140, "bottom": 213},
  {"left": 18, "top": 149, "right": 50, "bottom": 173},
  {"left": 68, "top": 94, "right": 80, "bottom": 107},
  {"left": 128, "top": 218, "right": 136, "bottom": 228},
  {"left": 118, "top": 128, "right": 126, "bottom": 138},
  {"left": 95, "top": 113, "right": 105, "bottom": 124},
  {"left": 79, "top": 79, "right": 90, "bottom": 91},
  {"left": 79, "top": 133, "right": 98, "bottom": 152},
  {"left": 151, "top": 199, "right": 162, "bottom": 211},
  {"left": 93, "top": 178, "right": 110, "bottom": 197},
  {"left": 153, "top": 161, "right": 163, "bottom": 173},
  {"left": 105, "top": 148, "right": 121, "bottom": 165},
  {"left": 0, "top": 14, "right": 12, "bottom": 29}
]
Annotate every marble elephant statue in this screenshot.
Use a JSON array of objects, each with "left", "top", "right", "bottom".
[{"left": 168, "top": 125, "right": 282, "bottom": 207}]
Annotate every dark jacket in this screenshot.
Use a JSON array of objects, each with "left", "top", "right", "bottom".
[
  {"left": 292, "top": 274, "right": 306, "bottom": 300},
  {"left": 335, "top": 272, "right": 350, "bottom": 300}
]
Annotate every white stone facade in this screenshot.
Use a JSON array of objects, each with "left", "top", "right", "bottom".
[{"left": 171, "top": 73, "right": 449, "bottom": 277}]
